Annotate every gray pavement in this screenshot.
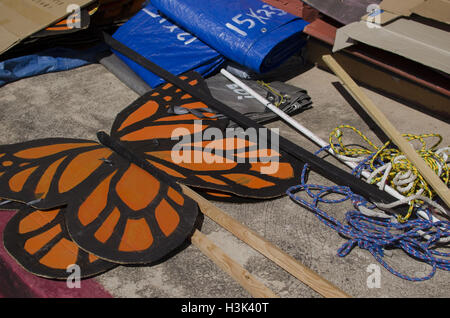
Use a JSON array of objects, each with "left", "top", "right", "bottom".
[{"left": 0, "top": 63, "right": 448, "bottom": 298}]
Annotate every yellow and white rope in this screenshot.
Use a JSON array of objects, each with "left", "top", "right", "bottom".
[{"left": 329, "top": 125, "right": 449, "bottom": 222}]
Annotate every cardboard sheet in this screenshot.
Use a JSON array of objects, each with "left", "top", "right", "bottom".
[
  {"left": 0, "top": 0, "right": 94, "bottom": 55},
  {"left": 333, "top": 18, "right": 450, "bottom": 74},
  {"left": 363, "top": 0, "right": 450, "bottom": 25}
]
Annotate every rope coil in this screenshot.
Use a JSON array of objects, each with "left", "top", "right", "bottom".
[
  {"left": 287, "top": 145, "right": 450, "bottom": 282},
  {"left": 329, "top": 125, "right": 449, "bottom": 222}
]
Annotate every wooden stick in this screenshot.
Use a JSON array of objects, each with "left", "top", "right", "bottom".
[
  {"left": 322, "top": 55, "right": 450, "bottom": 208},
  {"left": 191, "top": 230, "right": 279, "bottom": 298},
  {"left": 182, "top": 184, "right": 351, "bottom": 298}
]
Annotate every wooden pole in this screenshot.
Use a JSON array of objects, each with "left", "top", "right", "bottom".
[
  {"left": 182, "top": 184, "right": 351, "bottom": 298},
  {"left": 191, "top": 230, "right": 279, "bottom": 298},
  {"left": 322, "top": 55, "right": 450, "bottom": 209}
]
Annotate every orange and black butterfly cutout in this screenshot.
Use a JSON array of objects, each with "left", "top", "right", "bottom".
[
  {"left": 0, "top": 71, "right": 303, "bottom": 279},
  {"left": 32, "top": 9, "right": 92, "bottom": 39},
  {"left": 3, "top": 206, "right": 117, "bottom": 279}
]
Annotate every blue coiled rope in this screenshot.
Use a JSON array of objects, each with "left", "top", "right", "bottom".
[{"left": 287, "top": 146, "right": 450, "bottom": 281}]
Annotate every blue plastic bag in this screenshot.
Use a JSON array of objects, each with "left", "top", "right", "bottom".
[
  {"left": 151, "top": 0, "right": 309, "bottom": 73},
  {"left": 113, "top": 4, "right": 225, "bottom": 88}
]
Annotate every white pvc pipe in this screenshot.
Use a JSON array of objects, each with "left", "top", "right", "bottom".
[
  {"left": 219, "top": 68, "right": 442, "bottom": 223},
  {"left": 220, "top": 69, "right": 367, "bottom": 175}
]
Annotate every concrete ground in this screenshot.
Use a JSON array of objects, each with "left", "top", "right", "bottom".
[{"left": 0, "top": 62, "right": 448, "bottom": 298}]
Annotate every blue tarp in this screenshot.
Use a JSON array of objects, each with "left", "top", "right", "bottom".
[
  {"left": 0, "top": 45, "right": 108, "bottom": 87},
  {"left": 151, "top": 0, "right": 309, "bottom": 73},
  {"left": 113, "top": 4, "right": 225, "bottom": 88}
]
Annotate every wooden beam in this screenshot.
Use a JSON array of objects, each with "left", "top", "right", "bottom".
[
  {"left": 323, "top": 55, "right": 450, "bottom": 209},
  {"left": 191, "top": 230, "right": 279, "bottom": 298},
  {"left": 182, "top": 185, "right": 351, "bottom": 298}
]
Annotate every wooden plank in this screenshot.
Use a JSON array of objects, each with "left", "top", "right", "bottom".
[
  {"left": 191, "top": 230, "right": 279, "bottom": 298},
  {"left": 182, "top": 185, "right": 351, "bottom": 298},
  {"left": 322, "top": 54, "right": 450, "bottom": 208}
]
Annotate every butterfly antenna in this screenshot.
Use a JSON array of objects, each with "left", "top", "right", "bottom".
[
  {"left": 100, "top": 158, "right": 114, "bottom": 166},
  {"left": 0, "top": 200, "right": 12, "bottom": 207},
  {"left": 26, "top": 198, "right": 42, "bottom": 206}
]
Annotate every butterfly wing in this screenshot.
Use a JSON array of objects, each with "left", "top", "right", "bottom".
[
  {"left": 64, "top": 155, "right": 199, "bottom": 264},
  {"left": 0, "top": 138, "right": 111, "bottom": 209},
  {"left": 144, "top": 132, "right": 303, "bottom": 199},
  {"left": 3, "top": 206, "right": 117, "bottom": 279},
  {"left": 32, "top": 9, "right": 91, "bottom": 37},
  {"left": 111, "top": 71, "right": 228, "bottom": 142},
  {"left": 111, "top": 71, "right": 303, "bottom": 199},
  {"left": 0, "top": 138, "right": 199, "bottom": 267}
]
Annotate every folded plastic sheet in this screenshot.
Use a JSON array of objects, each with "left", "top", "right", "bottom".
[
  {"left": 99, "top": 53, "right": 152, "bottom": 96},
  {"left": 206, "top": 73, "right": 312, "bottom": 127},
  {"left": 151, "top": 0, "right": 309, "bottom": 73},
  {"left": 112, "top": 4, "right": 225, "bottom": 88},
  {"left": 0, "top": 45, "right": 108, "bottom": 87}
]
